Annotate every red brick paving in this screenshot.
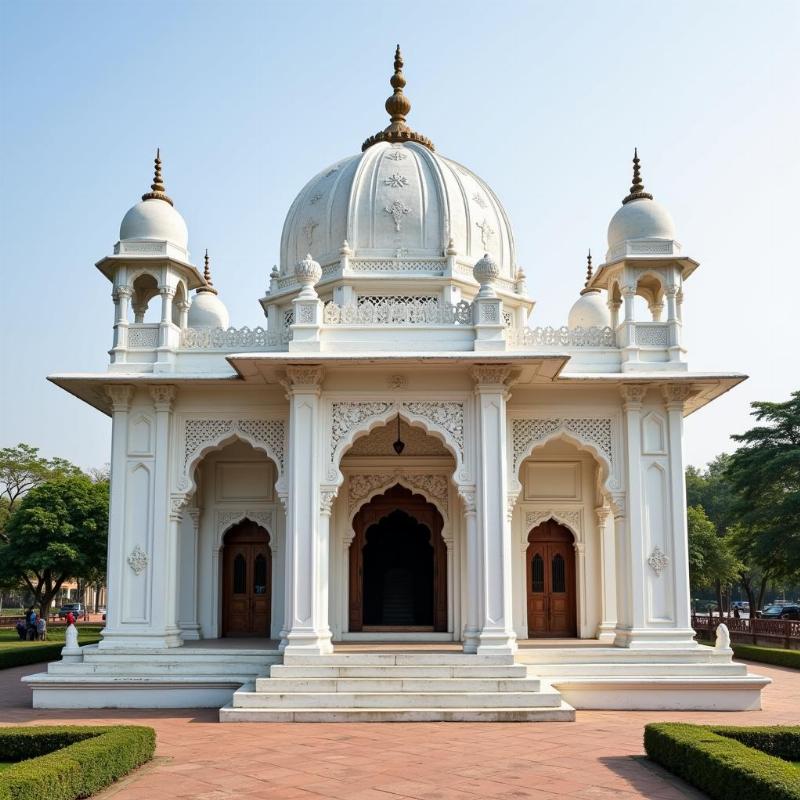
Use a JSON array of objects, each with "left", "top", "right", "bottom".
[{"left": 0, "top": 660, "right": 797, "bottom": 798}]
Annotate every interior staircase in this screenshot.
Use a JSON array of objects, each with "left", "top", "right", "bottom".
[{"left": 219, "top": 651, "right": 575, "bottom": 722}]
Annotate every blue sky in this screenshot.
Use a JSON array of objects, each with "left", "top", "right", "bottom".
[{"left": 1, "top": 1, "right": 797, "bottom": 470}]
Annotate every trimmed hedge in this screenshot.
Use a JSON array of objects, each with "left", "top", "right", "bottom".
[
  {"left": 0, "top": 726, "right": 155, "bottom": 800},
  {"left": 733, "top": 644, "right": 800, "bottom": 670},
  {"left": 644, "top": 723, "right": 800, "bottom": 800},
  {"left": 0, "top": 638, "right": 101, "bottom": 672}
]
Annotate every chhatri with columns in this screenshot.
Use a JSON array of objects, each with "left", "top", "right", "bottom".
[{"left": 27, "top": 47, "right": 768, "bottom": 718}]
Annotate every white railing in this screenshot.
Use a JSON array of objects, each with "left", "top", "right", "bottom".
[
  {"left": 180, "top": 326, "right": 286, "bottom": 351},
  {"left": 127, "top": 323, "right": 159, "bottom": 349},
  {"left": 507, "top": 326, "right": 616, "bottom": 349},
  {"left": 323, "top": 298, "right": 473, "bottom": 326}
]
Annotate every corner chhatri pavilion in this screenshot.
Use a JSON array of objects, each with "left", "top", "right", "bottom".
[{"left": 28, "top": 48, "right": 768, "bottom": 720}]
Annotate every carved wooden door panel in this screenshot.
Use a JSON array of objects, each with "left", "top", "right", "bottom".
[
  {"left": 222, "top": 521, "right": 271, "bottom": 636},
  {"left": 526, "top": 521, "right": 576, "bottom": 638}
]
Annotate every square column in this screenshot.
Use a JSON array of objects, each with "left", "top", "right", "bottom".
[
  {"left": 461, "top": 489, "right": 480, "bottom": 653},
  {"left": 595, "top": 506, "right": 617, "bottom": 642},
  {"left": 472, "top": 366, "right": 516, "bottom": 655},
  {"left": 281, "top": 366, "right": 333, "bottom": 655}
]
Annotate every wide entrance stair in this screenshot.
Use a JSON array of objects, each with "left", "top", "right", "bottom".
[{"left": 219, "top": 652, "right": 575, "bottom": 722}]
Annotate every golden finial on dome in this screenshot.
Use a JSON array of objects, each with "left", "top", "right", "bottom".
[
  {"left": 141, "top": 147, "right": 174, "bottom": 206},
  {"left": 622, "top": 148, "right": 653, "bottom": 205},
  {"left": 197, "top": 249, "right": 218, "bottom": 295},
  {"left": 362, "top": 45, "right": 434, "bottom": 152},
  {"left": 580, "top": 249, "right": 596, "bottom": 294}
]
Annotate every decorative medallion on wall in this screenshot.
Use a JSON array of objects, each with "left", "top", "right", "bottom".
[
  {"left": 301, "top": 218, "right": 318, "bottom": 247},
  {"left": 476, "top": 219, "right": 495, "bottom": 250},
  {"left": 127, "top": 545, "right": 149, "bottom": 576},
  {"left": 385, "top": 149, "right": 407, "bottom": 161},
  {"left": 384, "top": 173, "right": 409, "bottom": 188},
  {"left": 511, "top": 417, "right": 614, "bottom": 473},
  {"left": 472, "top": 193, "right": 488, "bottom": 209},
  {"left": 384, "top": 200, "right": 411, "bottom": 232},
  {"left": 648, "top": 546, "right": 670, "bottom": 576}
]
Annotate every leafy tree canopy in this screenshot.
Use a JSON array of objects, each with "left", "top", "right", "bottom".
[
  {"left": 687, "top": 505, "right": 741, "bottom": 591},
  {"left": 726, "top": 391, "right": 800, "bottom": 574},
  {"left": 0, "top": 474, "right": 109, "bottom": 615}
]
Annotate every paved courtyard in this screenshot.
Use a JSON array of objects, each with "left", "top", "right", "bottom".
[{"left": 1, "top": 660, "right": 796, "bottom": 799}]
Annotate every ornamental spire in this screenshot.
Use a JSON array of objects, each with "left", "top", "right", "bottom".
[
  {"left": 622, "top": 147, "right": 653, "bottom": 204},
  {"left": 580, "top": 249, "right": 597, "bottom": 295},
  {"left": 141, "top": 147, "right": 174, "bottom": 206},
  {"left": 362, "top": 45, "right": 434, "bottom": 152},
  {"left": 197, "top": 249, "right": 218, "bottom": 295}
]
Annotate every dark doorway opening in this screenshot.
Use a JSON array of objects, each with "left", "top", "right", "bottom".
[
  {"left": 349, "top": 484, "right": 447, "bottom": 632},
  {"left": 222, "top": 519, "right": 271, "bottom": 637}
]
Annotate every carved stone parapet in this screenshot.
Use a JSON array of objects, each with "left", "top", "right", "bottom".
[
  {"left": 620, "top": 384, "right": 647, "bottom": 410},
  {"left": 105, "top": 384, "right": 134, "bottom": 413},
  {"left": 150, "top": 385, "right": 177, "bottom": 412}
]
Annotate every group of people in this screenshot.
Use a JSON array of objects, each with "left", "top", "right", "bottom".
[{"left": 14, "top": 608, "right": 49, "bottom": 641}]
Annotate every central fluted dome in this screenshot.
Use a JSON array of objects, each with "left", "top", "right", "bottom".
[
  {"left": 279, "top": 141, "right": 516, "bottom": 278},
  {"left": 279, "top": 47, "right": 516, "bottom": 281}
]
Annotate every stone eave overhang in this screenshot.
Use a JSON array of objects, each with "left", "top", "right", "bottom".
[
  {"left": 47, "top": 372, "right": 242, "bottom": 416},
  {"left": 554, "top": 371, "right": 747, "bottom": 416},
  {"left": 225, "top": 351, "right": 570, "bottom": 386},
  {"left": 588, "top": 255, "right": 700, "bottom": 291},
  {"left": 95, "top": 254, "right": 206, "bottom": 290}
]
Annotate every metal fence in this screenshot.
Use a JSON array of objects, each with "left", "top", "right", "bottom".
[{"left": 692, "top": 614, "right": 800, "bottom": 649}]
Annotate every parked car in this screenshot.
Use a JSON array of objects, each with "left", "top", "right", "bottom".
[
  {"left": 57, "top": 603, "right": 84, "bottom": 619},
  {"left": 759, "top": 604, "right": 800, "bottom": 620},
  {"left": 731, "top": 601, "right": 750, "bottom": 612}
]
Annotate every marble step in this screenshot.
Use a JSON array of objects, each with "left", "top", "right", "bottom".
[
  {"left": 254, "top": 676, "right": 543, "bottom": 693},
  {"left": 231, "top": 689, "right": 564, "bottom": 709},
  {"left": 81, "top": 652, "right": 277, "bottom": 667},
  {"left": 281, "top": 653, "right": 514, "bottom": 667},
  {"left": 269, "top": 663, "right": 528, "bottom": 679},
  {"left": 527, "top": 662, "right": 748, "bottom": 677},
  {"left": 47, "top": 661, "right": 268, "bottom": 678},
  {"left": 220, "top": 702, "right": 576, "bottom": 723},
  {"left": 516, "top": 646, "right": 730, "bottom": 664}
]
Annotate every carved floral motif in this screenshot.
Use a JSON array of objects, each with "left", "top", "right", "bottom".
[
  {"left": 647, "top": 545, "right": 670, "bottom": 576},
  {"left": 348, "top": 472, "right": 449, "bottom": 515},
  {"left": 127, "top": 545, "right": 148, "bottom": 576},
  {"left": 384, "top": 173, "right": 409, "bottom": 188},
  {"left": 512, "top": 417, "right": 614, "bottom": 473},
  {"left": 525, "top": 508, "right": 582, "bottom": 533},
  {"left": 383, "top": 200, "right": 411, "bottom": 232}
]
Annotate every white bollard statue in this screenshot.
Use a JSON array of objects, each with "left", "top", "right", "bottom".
[
  {"left": 714, "top": 622, "right": 731, "bottom": 651},
  {"left": 61, "top": 623, "right": 82, "bottom": 662}
]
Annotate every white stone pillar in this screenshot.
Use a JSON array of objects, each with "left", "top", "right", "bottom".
[
  {"left": 99, "top": 384, "right": 134, "bottom": 644},
  {"left": 611, "top": 493, "right": 631, "bottom": 638},
  {"left": 289, "top": 255, "right": 323, "bottom": 352},
  {"left": 472, "top": 367, "right": 516, "bottom": 654},
  {"left": 595, "top": 506, "right": 616, "bottom": 642},
  {"left": 281, "top": 366, "right": 333, "bottom": 655},
  {"left": 149, "top": 386, "right": 183, "bottom": 647},
  {"left": 156, "top": 286, "right": 178, "bottom": 370},
  {"left": 179, "top": 507, "right": 202, "bottom": 640},
  {"left": 663, "top": 384, "right": 695, "bottom": 640},
  {"left": 111, "top": 285, "right": 132, "bottom": 363},
  {"left": 665, "top": 286, "right": 683, "bottom": 363},
  {"left": 461, "top": 489, "right": 480, "bottom": 653},
  {"left": 614, "top": 384, "right": 648, "bottom": 647}
]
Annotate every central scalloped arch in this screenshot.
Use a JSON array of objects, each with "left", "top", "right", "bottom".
[{"left": 326, "top": 401, "right": 467, "bottom": 490}]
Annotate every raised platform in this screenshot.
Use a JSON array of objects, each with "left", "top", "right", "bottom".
[
  {"left": 220, "top": 651, "right": 575, "bottom": 723},
  {"left": 22, "top": 638, "right": 770, "bottom": 715}
]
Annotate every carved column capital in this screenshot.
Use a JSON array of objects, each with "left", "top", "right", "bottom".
[
  {"left": 105, "top": 384, "right": 134, "bottom": 413},
  {"left": 158, "top": 285, "right": 177, "bottom": 298},
  {"left": 150, "top": 385, "right": 177, "bottom": 412},
  {"left": 611, "top": 492, "right": 626, "bottom": 519},
  {"left": 459, "top": 488, "right": 477, "bottom": 515},
  {"left": 320, "top": 490, "right": 336, "bottom": 516},
  {"left": 662, "top": 383, "right": 693, "bottom": 409},
  {"left": 282, "top": 365, "right": 324, "bottom": 393},
  {"left": 595, "top": 506, "right": 611, "bottom": 526},
  {"left": 620, "top": 383, "right": 647, "bottom": 410},
  {"left": 471, "top": 365, "right": 513, "bottom": 387},
  {"left": 113, "top": 285, "right": 133, "bottom": 301}
]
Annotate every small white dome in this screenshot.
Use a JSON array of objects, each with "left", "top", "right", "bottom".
[
  {"left": 568, "top": 290, "right": 610, "bottom": 329},
  {"left": 188, "top": 290, "right": 229, "bottom": 328},
  {"left": 120, "top": 198, "right": 189, "bottom": 251},
  {"left": 607, "top": 197, "right": 676, "bottom": 257}
]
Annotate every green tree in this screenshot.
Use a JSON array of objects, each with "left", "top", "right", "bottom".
[
  {"left": 0, "top": 444, "right": 81, "bottom": 542},
  {"left": 0, "top": 475, "right": 109, "bottom": 617},
  {"left": 726, "top": 391, "right": 800, "bottom": 575},
  {"left": 687, "top": 505, "right": 742, "bottom": 616}
]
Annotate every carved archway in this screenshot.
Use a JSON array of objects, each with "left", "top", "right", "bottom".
[{"left": 349, "top": 485, "right": 447, "bottom": 633}]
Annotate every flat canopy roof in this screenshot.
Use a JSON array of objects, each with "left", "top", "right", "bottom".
[{"left": 48, "top": 349, "right": 745, "bottom": 417}]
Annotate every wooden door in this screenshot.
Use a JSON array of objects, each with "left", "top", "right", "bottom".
[
  {"left": 349, "top": 484, "right": 447, "bottom": 632},
  {"left": 222, "top": 520, "right": 271, "bottom": 636},
  {"left": 526, "top": 521, "right": 576, "bottom": 637}
]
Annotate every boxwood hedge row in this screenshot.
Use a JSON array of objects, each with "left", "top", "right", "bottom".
[
  {"left": 733, "top": 644, "right": 800, "bottom": 670},
  {"left": 0, "top": 636, "right": 101, "bottom": 672},
  {"left": 644, "top": 723, "right": 800, "bottom": 800},
  {"left": 0, "top": 725, "right": 155, "bottom": 800}
]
